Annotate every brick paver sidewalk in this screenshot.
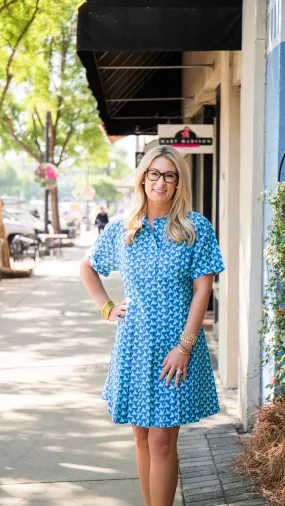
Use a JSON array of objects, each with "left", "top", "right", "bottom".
[{"left": 178, "top": 330, "right": 267, "bottom": 506}]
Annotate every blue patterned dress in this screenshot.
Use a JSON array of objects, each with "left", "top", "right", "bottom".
[{"left": 85, "top": 211, "right": 225, "bottom": 428}]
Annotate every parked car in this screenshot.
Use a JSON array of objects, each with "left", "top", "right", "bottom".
[
  {"left": 3, "top": 209, "right": 35, "bottom": 244},
  {"left": 2, "top": 196, "right": 78, "bottom": 238},
  {"left": 5, "top": 208, "right": 45, "bottom": 234},
  {"left": 1, "top": 196, "right": 39, "bottom": 218}
]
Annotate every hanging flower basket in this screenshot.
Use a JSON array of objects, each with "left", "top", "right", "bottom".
[{"left": 34, "top": 163, "right": 58, "bottom": 189}]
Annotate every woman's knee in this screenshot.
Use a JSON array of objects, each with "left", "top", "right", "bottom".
[
  {"left": 148, "top": 427, "right": 179, "bottom": 460},
  {"left": 132, "top": 426, "right": 149, "bottom": 451}
]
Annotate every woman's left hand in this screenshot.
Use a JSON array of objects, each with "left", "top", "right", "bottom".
[{"left": 159, "top": 347, "right": 191, "bottom": 387}]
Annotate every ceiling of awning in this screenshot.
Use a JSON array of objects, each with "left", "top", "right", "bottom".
[{"left": 77, "top": 1, "right": 242, "bottom": 135}]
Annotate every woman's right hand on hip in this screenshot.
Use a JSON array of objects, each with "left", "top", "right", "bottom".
[{"left": 108, "top": 299, "right": 127, "bottom": 322}]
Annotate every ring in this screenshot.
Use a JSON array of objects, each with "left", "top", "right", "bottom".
[{"left": 177, "top": 369, "right": 183, "bottom": 374}]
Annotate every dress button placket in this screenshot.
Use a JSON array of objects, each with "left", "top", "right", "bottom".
[{"left": 148, "top": 222, "right": 158, "bottom": 265}]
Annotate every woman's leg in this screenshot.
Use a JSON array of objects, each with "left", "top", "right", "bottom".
[
  {"left": 132, "top": 426, "right": 151, "bottom": 506},
  {"left": 148, "top": 426, "right": 180, "bottom": 506}
]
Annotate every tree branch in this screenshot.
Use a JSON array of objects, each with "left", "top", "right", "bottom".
[
  {"left": 48, "top": 36, "right": 53, "bottom": 74},
  {"left": 32, "top": 113, "right": 43, "bottom": 157},
  {"left": 56, "top": 126, "right": 74, "bottom": 167},
  {"left": 53, "top": 29, "right": 70, "bottom": 149},
  {"left": 49, "top": 113, "right": 55, "bottom": 164},
  {"left": 3, "top": 115, "right": 42, "bottom": 162},
  {"left": 0, "top": 0, "right": 40, "bottom": 110},
  {"left": 56, "top": 110, "right": 81, "bottom": 166},
  {"left": 0, "top": 73, "right": 13, "bottom": 111},
  {"left": 34, "top": 107, "right": 44, "bottom": 131},
  {"left": 54, "top": 95, "right": 63, "bottom": 134},
  {"left": 0, "top": 0, "right": 17, "bottom": 14}
]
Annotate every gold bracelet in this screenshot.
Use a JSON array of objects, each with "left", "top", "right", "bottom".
[
  {"left": 180, "top": 336, "right": 196, "bottom": 347},
  {"left": 102, "top": 302, "right": 115, "bottom": 320},
  {"left": 181, "top": 330, "right": 197, "bottom": 341},
  {"left": 102, "top": 305, "right": 114, "bottom": 320},
  {"left": 178, "top": 342, "right": 193, "bottom": 353},
  {"left": 101, "top": 300, "right": 115, "bottom": 320},
  {"left": 176, "top": 345, "right": 191, "bottom": 356},
  {"left": 180, "top": 330, "right": 197, "bottom": 347},
  {"left": 101, "top": 300, "right": 114, "bottom": 314},
  {"left": 180, "top": 340, "right": 196, "bottom": 351}
]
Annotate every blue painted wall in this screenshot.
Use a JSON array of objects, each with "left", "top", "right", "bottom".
[{"left": 262, "top": 1, "right": 285, "bottom": 402}]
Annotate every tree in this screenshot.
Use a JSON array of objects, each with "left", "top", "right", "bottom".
[
  {"left": 0, "top": 1, "right": 18, "bottom": 14},
  {"left": 0, "top": 159, "right": 39, "bottom": 198},
  {"left": 0, "top": 199, "right": 10, "bottom": 268},
  {"left": 109, "top": 147, "right": 133, "bottom": 180},
  {"left": 0, "top": 0, "right": 109, "bottom": 233},
  {"left": 74, "top": 145, "right": 131, "bottom": 200},
  {"left": 0, "top": 0, "right": 41, "bottom": 267},
  {"left": 92, "top": 175, "right": 120, "bottom": 205}
]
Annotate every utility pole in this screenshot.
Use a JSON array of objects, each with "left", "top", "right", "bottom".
[{"left": 44, "top": 112, "right": 51, "bottom": 233}]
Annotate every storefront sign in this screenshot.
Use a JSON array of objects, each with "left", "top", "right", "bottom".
[{"left": 158, "top": 124, "right": 214, "bottom": 154}]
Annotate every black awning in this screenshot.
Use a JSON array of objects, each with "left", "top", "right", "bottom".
[
  {"left": 77, "top": 1, "right": 242, "bottom": 135},
  {"left": 78, "top": 1, "right": 242, "bottom": 52}
]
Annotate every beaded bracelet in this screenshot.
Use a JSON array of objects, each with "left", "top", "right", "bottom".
[
  {"left": 101, "top": 300, "right": 115, "bottom": 320},
  {"left": 181, "top": 329, "right": 197, "bottom": 341},
  {"left": 180, "top": 329, "right": 197, "bottom": 348}
]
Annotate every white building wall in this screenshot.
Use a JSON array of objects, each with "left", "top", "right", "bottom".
[
  {"left": 238, "top": 0, "right": 267, "bottom": 429},
  {"left": 183, "top": 50, "right": 241, "bottom": 389},
  {"left": 181, "top": 26, "right": 266, "bottom": 426},
  {"left": 183, "top": 52, "right": 221, "bottom": 119}
]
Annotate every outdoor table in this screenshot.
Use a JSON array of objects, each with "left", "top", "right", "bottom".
[{"left": 37, "top": 233, "right": 68, "bottom": 257}]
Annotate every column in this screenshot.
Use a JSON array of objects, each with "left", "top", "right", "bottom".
[
  {"left": 238, "top": 0, "right": 267, "bottom": 429},
  {"left": 218, "top": 51, "right": 240, "bottom": 389}
]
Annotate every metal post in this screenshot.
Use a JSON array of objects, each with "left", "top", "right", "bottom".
[{"left": 44, "top": 112, "right": 50, "bottom": 233}]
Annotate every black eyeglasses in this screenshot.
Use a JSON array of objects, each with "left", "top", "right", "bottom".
[{"left": 145, "top": 168, "right": 179, "bottom": 184}]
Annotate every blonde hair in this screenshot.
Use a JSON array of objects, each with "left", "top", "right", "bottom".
[{"left": 124, "top": 145, "right": 196, "bottom": 245}]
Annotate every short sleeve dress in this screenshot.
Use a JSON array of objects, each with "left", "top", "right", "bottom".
[{"left": 85, "top": 211, "right": 225, "bottom": 428}]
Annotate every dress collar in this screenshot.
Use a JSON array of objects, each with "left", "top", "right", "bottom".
[{"left": 142, "top": 212, "right": 169, "bottom": 225}]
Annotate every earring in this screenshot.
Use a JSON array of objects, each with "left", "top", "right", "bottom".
[{"left": 142, "top": 182, "right": 145, "bottom": 185}]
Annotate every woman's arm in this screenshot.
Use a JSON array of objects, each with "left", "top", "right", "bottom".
[
  {"left": 184, "top": 273, "right": 214, "bottom": 335},
  {"left": 80, "top": 258, "right": 125, "bottom": 322},
  {"left": 160, "top": 273, "right": 214, "bottom": 386},
  {"left": 80, "top": 258, "right": 111, "bottom": 308}
]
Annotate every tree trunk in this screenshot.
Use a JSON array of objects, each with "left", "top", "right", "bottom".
[
  {"left": 0, "top": 199, "right": 11, "bottom": 269},
  {"left": 50, "top": 186, "right": 61, "bottom": 233}
]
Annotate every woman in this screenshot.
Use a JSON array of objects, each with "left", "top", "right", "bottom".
[{"left": 80, "top": 146, "right": 225, "bottom": 506}]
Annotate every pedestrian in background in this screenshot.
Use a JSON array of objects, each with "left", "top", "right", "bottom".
[
  {"left": 80, "top": 146, "right": 225, "bottom": 506},
  {"left": 94, "top": 207, "right": 109, "bottom": 235}
]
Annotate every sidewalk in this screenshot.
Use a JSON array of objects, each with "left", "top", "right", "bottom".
[
  {"left": 0, "top": 244, "right": 267, "bottom": 506},
  {"left": 0, "top": 245, "right": 182, "bottom": 505}
]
